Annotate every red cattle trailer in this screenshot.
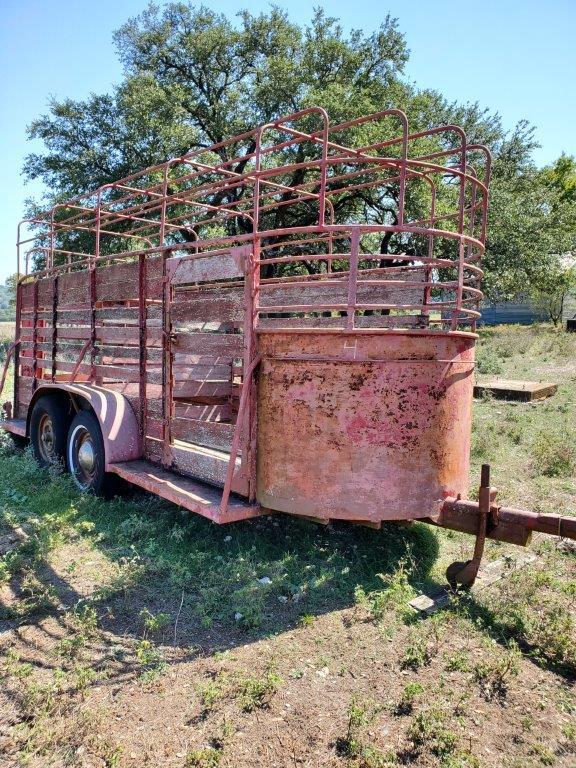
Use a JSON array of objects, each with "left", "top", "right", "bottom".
[{"left": 1, "top": 108, "right": 574, "bottom": 586}]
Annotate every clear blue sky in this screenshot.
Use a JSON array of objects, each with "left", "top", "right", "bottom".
[{"left": 1, "top": 0, "right": 575, "bottom": 282}]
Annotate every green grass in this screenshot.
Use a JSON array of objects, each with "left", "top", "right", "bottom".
[
  {"left": 0, "top": 442, "right": 440, "bottom": 634},
  {"left": 0, "top": 323, "right": 575, "bottom": 767}
]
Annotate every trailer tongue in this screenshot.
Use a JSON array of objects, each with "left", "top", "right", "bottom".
[{"left": 2, "top": 107, "right": 574, "bottom": 586}]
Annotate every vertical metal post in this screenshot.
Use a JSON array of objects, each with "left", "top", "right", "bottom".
[
  {"left": 397, "top": 116, "right": 408, "bottom": 226},
  {"left": 158, "top": 164, "right": 172, "bottom": 467},
  {"left": 90, "top": 195, "right": 100, "bottom": 382},
  {"left": 31, "top": 281, "right": 39, "bottom": 392},
  {"left": 13, "top": 273, "right": 22, "bottom": 417},
  {"left": 161, "top": 248, "right": 173, "bottom": 468},
  {"left": 138, "top": 252, "right": 147, "bottom": 454},
  {"left": 452, "top": 237, "right": 465, "bottom": 331},
  {"left": 423, "top": 182, "right": 436, "bottom": 319},
  {"left": 346, "top": 229, "right": 360, "bottom": 330},
  {"left": 247, "top": 242, "right": 259, "bottom": 500},
  {"left": 318, "top": 113, "right": 329, "bottom": 227},
  {"left": 51, "top": 275, "right": 58, "bottom": 382}
]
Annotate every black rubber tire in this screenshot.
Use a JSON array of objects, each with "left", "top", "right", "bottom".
[
  {"left": 67, "top": 410, "right": 113, "bottom": 495},
  {"left": 30, "top": 396, "right": 68, "bottom": 468}
]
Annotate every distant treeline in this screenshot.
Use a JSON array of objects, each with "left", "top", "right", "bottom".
[{"left": 0, "top": 282, "right": 15, "bottom": 321}]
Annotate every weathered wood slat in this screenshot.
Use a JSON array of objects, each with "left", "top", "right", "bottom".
[
  {"left": 172, "top": 320, "right": 239, "bottom": 333},
  {"left": 170, "top": 442, "right": 246, "bottom": 493},
  {"left": 96, "top": 364, "right": 141, "bottom": 383},
  {"left": 96, "top": 326, "right": 162, "bottom": 346},
  {"left": 258, "top": 314, "right": 429, "bottom": 329},
  {"left": 173, "top": 380, "right": 232, "bottom": 400},
  {"left": 37, "top": 277, "right": 56, "bottom": 308},
  {"left": 144, "top": 417, "right": 164, "bottom": 440},
  {"left": 174, "top": 402, "right": 231, "bottom": 422},
  {"left": 171, "top": 286, "right": 245, "bottom": 322},
  {"left": 173, "top": 352, "right": 235, "bottom": 366},
  {"left": 172, "top": 332, "right": 243, "bottom": 357},
  {"left": 168, "top": 251, "right": 244, "bottom": 285},
  {"left": 16, "top": 377, "right": 35, "bottom": 409},
  {"left": 259, "top": 280, "right": 424, "bottom": 308},
  {"left": 144, "top": 437, "right": 164, "bottom": 464},
  {"left": 148, "top": 362, "right": 232, "bottom": 386},
  {"left": 99, "top": 344, "right": 162, "bottom": 363},
  {"left": 19, "top": 283, "right": 35, "bottom": 308},
  {"left": 171, "top": 418, "right": 234, "bottom": 451},
  {"left": 57, "top": 271, "right": 90, "bottom": 306},
  {"left": 174, "top": 363, "right": 231, "bottom": 380},
  {"left": 95, "top": 260, "right": 139, "bottom": 301}
]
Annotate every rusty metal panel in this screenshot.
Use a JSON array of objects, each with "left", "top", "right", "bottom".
[{"left": 256, "top": 330, "right": 475, "bottom": 521}]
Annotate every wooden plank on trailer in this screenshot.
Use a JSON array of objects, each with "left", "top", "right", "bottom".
[
  {"left": 172, "top": 320, "right": 238, "bottom": 333},
  {"left": 100, "top": 345, "right": 162, "bottom": 363},
  {"left": 94, "top": 305, "right": 161, "bottom": 322},
  {"left": 174, "top": 402, "right": 231, "bottom": 422},
  {"left": 172, "top": 332, "right": 243, "bottom": 357},
  {"left": 259, "top": 280, "right": 424, "bottom": 308},
  {"left": 257, "top": 313, "right": 429, "bottom": 329},
  {"left": 37, "top": 277, "right": 56, "bottom": 309},
  {"left": 19, "top": 283, "right": 35, "bottom": 308},
  {"left": 96, "top": 326, "right": 162, "bottom": 346},
  {"left": 57, "top": 308, "right": 92, "bottom": 325},
  {"left": 170, "top": 441, "right": 246, "bottom": 494},
  {"left": 171, "top": 286, "right": 245, "bottom": 322},
  {"left": 95, "top": 364, "right": 141, "bottom": 383},
  {"left": 144, "top": 436, "right": 164, "bottom": 464},
  {"left": 173, "top": 379, "right": 232, "bottom": 400},
  {"left": 147, "top": 363, "right": 232, "bottom": 386},
  {"left": 46, "top": 326, "right": 90, "bottom": 340},
  {"left": 171, "top": 418, "right": 234, "bottom": 451},
  {"left": 17, "top": 377, "right": 35, "bottom": 408},
  {"left": 173, "top": 353, "right": 235, "bottom": 367},
  {"left": 95, "top": 260, "right": 139, "bottom": 299},
  {"left": 57, "top": 271, "right": 90, "bottom": 306},
  {"left": 168, "top": 251, "right": 244, "bottom": 285},
  {"left": 144, "top": 417, "right": 164, "bottom": 441},
  {"left": 173, "top": 363, "right": 231, "bottom": 381}
]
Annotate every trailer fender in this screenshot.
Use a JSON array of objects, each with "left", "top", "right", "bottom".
[{"left": 27, "top": 383, "right": 141, "bottom": 467}]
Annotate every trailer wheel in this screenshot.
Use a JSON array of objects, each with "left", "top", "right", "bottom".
[
  {"left": 30, "top": 396, "right": 68, "bottom": 467},
  {"left": 67, "top": 410, "right": 110, "bottom": 495}
]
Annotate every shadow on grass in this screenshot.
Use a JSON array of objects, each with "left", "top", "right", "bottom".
[{"left": 0, "top": 446, "right": 440, "bottom": 667}]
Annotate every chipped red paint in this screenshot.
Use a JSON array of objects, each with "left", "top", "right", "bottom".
[{"left": 256, "top": 330, "right": 475, "bottom": 521}]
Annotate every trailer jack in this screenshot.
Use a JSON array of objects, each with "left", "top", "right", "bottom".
[{"left": 427, "top": 464, "right": 576, "bottom": 589}]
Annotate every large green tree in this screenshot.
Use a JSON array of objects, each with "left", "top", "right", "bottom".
[{"left": 23, "top": 3, "right": 575, "bottom": 296}]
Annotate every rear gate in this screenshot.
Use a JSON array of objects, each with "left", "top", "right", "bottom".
[{"left": 165, "top": 246, "right": 253, "bottom": 495}]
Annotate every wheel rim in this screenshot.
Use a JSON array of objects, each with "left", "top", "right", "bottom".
[
  {"left": 38, "top": 413, "right": 57, "bottom": 463},
  {"left": 69, "top": 425, "right": 97, "bottom": 490}
]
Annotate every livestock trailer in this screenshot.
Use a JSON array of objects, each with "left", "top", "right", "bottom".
[{"left": 1, "top": 108, "right": 574, "bottom": 586}]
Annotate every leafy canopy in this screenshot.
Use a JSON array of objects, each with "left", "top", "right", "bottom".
[{"left": 23, "top": 3, "right": 576, "bottom": 298}]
